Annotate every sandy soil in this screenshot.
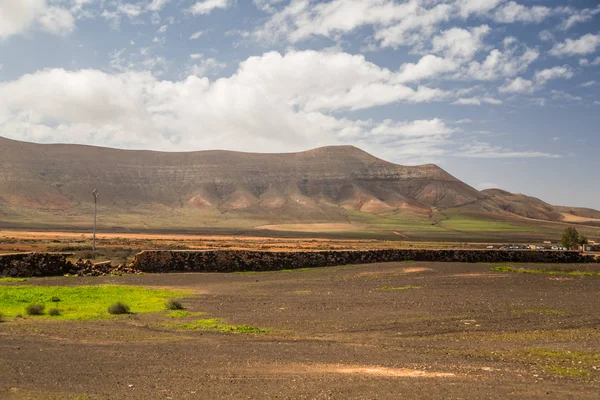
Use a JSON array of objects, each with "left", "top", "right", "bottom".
[
  {"left": 560, "top": 213, "right": 600, "bottom": 224},
  {"left": 1, "top": 261, "right": 600, "bottom": 399}
]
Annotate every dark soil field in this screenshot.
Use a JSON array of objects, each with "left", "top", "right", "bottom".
[{"left": 2, "top": 262, "right": 600, "bottom": 399}]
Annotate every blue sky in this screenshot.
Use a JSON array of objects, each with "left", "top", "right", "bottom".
[{"left": 1, "top": 0, "right": 599, "bottom": 208}]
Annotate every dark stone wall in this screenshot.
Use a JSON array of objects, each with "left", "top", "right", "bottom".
[
  {"left": 131, "top": 249, "right": 599, "bottom": 273},
  {"left": 0, "top": 253, "right": 72, "bottom": 277},
  {"left": 2, "top": 249, "right": 598, "bottom": 278}
]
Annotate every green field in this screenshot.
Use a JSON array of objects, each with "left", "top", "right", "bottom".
[{"left": 0, "top": 285, "right": 189, "bottom": 320}]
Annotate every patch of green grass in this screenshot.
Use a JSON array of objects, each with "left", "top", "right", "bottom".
[
  {"left": 166, "top": 310, "right": 206, "bottom": 318},
  {"left": 173, "top": 318, "right": 268, "bottom": 334},
  {"left": 281, "top": 268, "right": 312, "bottom": 273},
  {"left": 492, "top": 266, "right": 600, "bottom": 276},
  {"left": 510, "top": 309, "right": 567, "bottom": 316},
  {"left": 0, "top": 277, "right": 28, "bottom": 283},
  {"left": 379, "top": 285, "right": 422, "bottom": 291},
  {"left": 0, "top": 285, "right": 189, "bottom": 320},
  {"left": 543, "top": 366, "right": 590, "bottom": 378}
]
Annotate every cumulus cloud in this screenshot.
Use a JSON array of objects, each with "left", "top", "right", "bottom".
[
  {"left": 559, "top": 5, "right": 600, "bottom": 30},
  {"left": 189, "top": 0, "right": 232, "bottom": 15},
  {"left": 394, "top": 55, "right": 458, "bottom": 83},
  {"left": 459, "top": 142, "right": 560, "bottom": 158},
  {"left": 148, "top": 0, "right": 171, "bottom": 12},
  {"left": 0, "top": 0, "right": 77, "bottom": 39},
  {"left": 499, "top": 77, "right": 534, "bottom": 94},
  {"left": 492, "top": 1, "right": 552, "bottom": 23},
  {"left": 550, "top": 33, "right": 600, "bottom": 56},
  {"left": 253, "top": 0, "right": 561, "bottom": 48},
  {"left": 534, "top": 66, "right": 574, "bottom": 85},
  {"left": 466, "top": 45, "right": 539, "bottom": 81},
  {"left": 189, "top": 30, "right": 205, "bottom": 40},
  {"left": 253, "top": 0, "right": 286, "bottom": 13},
  {"left": 0, "top": 50, "right": 457, "bottom": 159},
  {"left": 431, "top": 25, "right": 490, "bottom": 60},
  {"left": 452, "top": 97, "right": 502, "bottom": 105}
]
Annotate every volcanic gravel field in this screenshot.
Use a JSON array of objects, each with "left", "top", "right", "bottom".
[{"left": 1, "top": 261, "right": 600, "bottom": 399}]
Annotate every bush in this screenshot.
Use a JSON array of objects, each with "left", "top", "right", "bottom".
[
  {"left": 48, "top": 308, "right": 61, "bottom": 316},
  {"left": 26, "top": 304, "right": 45, "bottom": 316},
  {"left": 0, "top": 312, "right": 4, "bottom": 323},
  {"left": 51, "top": 296, "right": 61, "bottom": 302},
  {"left": 165, "top": 298, "right": 184, "bottom": 310},
  {"left": 108, "top": 302, "right": 130, "bottom": 315}
]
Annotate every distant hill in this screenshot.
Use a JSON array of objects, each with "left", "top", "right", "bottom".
[{"left": 1, "top": 136, "right": 599, "bottom": 240}]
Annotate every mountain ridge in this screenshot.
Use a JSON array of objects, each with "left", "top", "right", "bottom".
[{"left": 1, "top": 136, "right": 599, "bottom": 238}]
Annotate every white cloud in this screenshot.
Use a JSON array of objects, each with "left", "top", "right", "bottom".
[
  {"left": 452, "top": 97, "right": 502, "bottom": 105},
  {"left": 431, "top": 25, "right": 490, "bottom": 61},
  {"left": 550, "top": 33, "right": 600, "bottom": 56},
  {"left": 186, "top": 58, "right": 227, "bottom": 77},
  {"left": 538, "top": 30, "right": 553, "bottom": 42},
  {"left": 534, "top": 66, "right": 574, "bottom": 85},
  {"left": 370, "top": 118, "right": 456, "bottom": 137},
  {"left": 550, "top": 90, "right": 582, "bottom": 102},
  {"left": 456, "top": 0, "right": 503, "bottom": 18},
  {"left": 189, "top": 0, "right": 232, "bottom": 15},
  {"left": 189, "top": 30, "right": 205, "bottom": 40},
  {"left": 467, "top": 45, "right": 539, "bottom": 81},
  {"left": 0, "top": 0, "right": 76, "bottom": 39},
  {"left": 459, "top": 142, "right": 560, "bottom": 158},
  {"left": 0, "top": 50, "right": 455, "bottom": 158},
  {"left": 117, "top": 3, "right": 143, "bottom": 18},
  {"left": 394, "top": 55, "right": 458, "bottom": 83},
  {"left": 148, "top": 0, "right": 171, "bottom": 12},
  {"left": 559, "top": 5, "right": 600, "bottom": 30},
  {"left": 499, "top": 77, "right": 534, "bottom": 94},
  {"left": 253, "top": 0, "right": 285, "bottom": 13},
  {"left": 579, "top": 81, "right": 596, "bottom": 88},
  {"left": 492, "top": 1, "right": 552, "bottom": 23}
]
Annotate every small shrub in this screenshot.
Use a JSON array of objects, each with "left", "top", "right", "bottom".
[
  {"left": 51, "top": 296, "right": 61, "bottom": 302},
  {"left": 48, "top": 308, "right": 61, "bottom": 316},
  {"left": 165, "top": 298, "right": 184, "bottom": 310},
  {"left": 0, "top": 312, "right": 4, "bottom": 323},
  {"left": 15, "top": 314, "right": 23, "bottom": 319},
  {"left": 108, "top": 302, "right": 130, "bottom": 315},
  {"left": 26, "top": 304, "right": 45, "bottom": 316}
]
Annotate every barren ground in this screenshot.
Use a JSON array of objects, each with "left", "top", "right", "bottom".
[{"left": 1, "top": 261, "right": 600, "bottom": 399}]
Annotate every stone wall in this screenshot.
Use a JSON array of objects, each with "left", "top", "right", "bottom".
[
  {"left": 2, "top": 249, "right": 598, "bottom": 278},
  {"left": 0, "top": 253, "right": 73, "bottom": 277},
  {"left": 131, "top": 249, "right": 599, "bottom": 273}
]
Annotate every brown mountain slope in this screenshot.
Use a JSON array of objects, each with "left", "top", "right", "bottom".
[
  {"left": 0, "top": 136, "right": 482, "bottom": 216},
  {"left": 481, "top": 189, "right": 600, "bottom": 226},
  {"left": 0, "top": 136, "right": 598, "bottom": 236}
]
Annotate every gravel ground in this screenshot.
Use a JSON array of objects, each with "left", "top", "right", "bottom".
[{"left": 1, "top": 262, "right": 599, "bottom": 399}]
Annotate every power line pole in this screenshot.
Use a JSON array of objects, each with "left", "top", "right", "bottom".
[{"left": 92, "top": 189, "right": 99, "bottom": 252}]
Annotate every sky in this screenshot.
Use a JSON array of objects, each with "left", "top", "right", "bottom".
[{"left": 0, "top": 0, "right": 599, "bottom": 209}]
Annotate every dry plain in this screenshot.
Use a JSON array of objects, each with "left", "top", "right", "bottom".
[{"left": 1, "top": 260, "right": 600, "bottom": 399}]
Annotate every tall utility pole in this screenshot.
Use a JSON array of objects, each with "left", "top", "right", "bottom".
[{"left": 92, "top": 189, "right": 99, "bottom": 251}]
